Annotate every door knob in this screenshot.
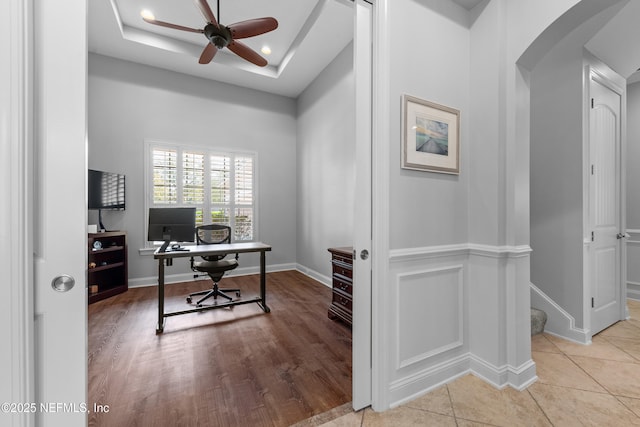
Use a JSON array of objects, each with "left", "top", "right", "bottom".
[
  {"left": 360, "top": 249, "right": 369, "bottom": 260},
  {"left": 51, "top": 275, "right": 75, "bottom": 292}
]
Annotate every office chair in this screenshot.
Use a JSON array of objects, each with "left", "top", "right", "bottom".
[{"left": 187, "top": 224, "right": 240, "bottom": 307}]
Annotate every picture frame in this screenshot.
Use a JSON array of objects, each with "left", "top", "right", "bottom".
[{"left": 402, "top": 95, "right": 460, "bottom": 174}]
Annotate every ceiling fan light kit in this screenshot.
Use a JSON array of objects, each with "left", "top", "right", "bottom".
[
  {"left": 204, "top": 23, "right": 231, "bottom": 49},
  {"left": 143, "top": 0, "right": 278, "bottom": 67}
]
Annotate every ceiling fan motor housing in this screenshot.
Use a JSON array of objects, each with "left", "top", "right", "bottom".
[{"left": 204, "top": 23, "right": 232, "bottom": 49}]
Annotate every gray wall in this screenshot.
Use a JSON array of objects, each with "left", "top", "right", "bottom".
[
  {"left": 383, "top": 0, "right": 475, "bottom": 402},
  {"left": 388, "top": 4, "right": 469, "bottom": 249},
  {"left": 529, "top": 8, "right": 624, "bottom": 329},
  {"left": 88, "top": 53, "right": 298, "bottom": 283},
  {"left": 627, "top": 82, "right": 640, "bottom": 228},
  {"left": 627, "top": 81, "right": 640, "bottom": 298},
  {"left": 530, "top": 25, "right": 585, "bottom": 328},
  {"left": 296, "top": 42, "right": 355, "bottom": 282}
]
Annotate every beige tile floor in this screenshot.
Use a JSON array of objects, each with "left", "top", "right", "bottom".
[{"left": 298, "top": 299, "right": 640, "bottom": 427}]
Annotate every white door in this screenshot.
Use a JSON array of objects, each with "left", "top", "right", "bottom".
[
  {"left": 352, "top": 0, "right": 373, "bottom": 410},
  {"left": 33, "top": 0, "right": 88, "bottom": 425},
  {"left": 590, "top": 74, "right": 623, "bottom": 335}
]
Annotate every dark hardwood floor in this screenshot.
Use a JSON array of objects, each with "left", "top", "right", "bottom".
[{"left": 88, "top": 270, "right": 352, "bottom": 427}]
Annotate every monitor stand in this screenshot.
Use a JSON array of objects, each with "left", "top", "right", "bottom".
[
  {"left": 98, "top": 209, "right": 107, "bottom": 232},
  {"left": 159, "top": 240, "right": 170, "bottom": 253}
]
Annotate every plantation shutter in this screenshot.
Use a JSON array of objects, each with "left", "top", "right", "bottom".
[
  {"left": 152, "top": 148, "right": 178, "bottom": 204},
  {"left": 148, "top": 144, "right": 255, "bottom": 241}
]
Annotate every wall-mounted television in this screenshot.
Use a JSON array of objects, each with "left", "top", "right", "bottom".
[
  {"left": 88, "top": 169, "right": 125, "bottom": 232},
  {"left": 88, "top": 169, "right": 125, "bottom": 210}
]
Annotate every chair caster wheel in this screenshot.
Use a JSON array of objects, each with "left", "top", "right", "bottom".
[
  {"left": 236, "top": 291, "right": 241, "bottom": 297},
  {"left": 186, "top": 297, "right": 192, "bottom": 304}
]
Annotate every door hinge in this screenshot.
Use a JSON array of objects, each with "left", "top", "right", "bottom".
[
  {"left": 591, "top": 164, "right": 594, "bottom": 175},
  {"left": 592, "top": 297, "right": 595, "bottom": 308},
  {"left": 591, "top": 231, "right": 594, "bottom": 242},
  {"left": 591, "top": 98, "right": 594, "bottom": 109}
]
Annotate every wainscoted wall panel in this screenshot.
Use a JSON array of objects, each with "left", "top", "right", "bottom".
[
  {"left": 628, "top": 230, "right": 640, "bottom": 300},
  {"left": 396, "top": 265, "right": 464, "bottom": 369},
  {"left": 388, "top": 247, "right": 469, "bottom": 407},
  {"left": 386, "top": 243, "right": 535, "bottom": 407}
]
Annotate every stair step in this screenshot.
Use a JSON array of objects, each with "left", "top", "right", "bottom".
[{"left": 531, "top": 307, "right": 547, "bottom": 336}]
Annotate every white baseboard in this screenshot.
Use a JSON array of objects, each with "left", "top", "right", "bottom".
[
  {"left": 296, "top": 264, "right": 331, "bottom": 288},
  {"left": 469, "top": 355, "right": 537, "bottom": 391},
  {"left": 128, "top": 262, "right": 297, "bottom": 288},
  {"left": 388, "top": 352, "right": 538, "bottom": 408},
  {"left": 388, "top": 353, "right": 470, "bottom": 408},
  {"left": 627, "top": 282, "right": 640, "bottom": 301},
  {"left": 530, "top": 282, "right": 590, "bottom": 344}
]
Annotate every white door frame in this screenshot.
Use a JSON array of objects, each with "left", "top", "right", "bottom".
[
  {"left": 369, "top": 0, "right": 391, "bottom": 412},
  {"left": 2, "top": 0, "right": 387, "bottom": 421},
  {"left": 1, "top": 0, "right": 36, "bottom": 425},
  {"left": 3, "top": 0, "right": 88, "bottom": 425}
]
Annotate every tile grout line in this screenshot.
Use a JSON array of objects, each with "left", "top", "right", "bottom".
[
  {"left": 525, "top": 387, "right": 555, "bottom": 426},
  {"left": 445, "top": 384, "right": 459, "bottom": 426},
  {"left": 559, "top": 328, "right": 640, "bottom": 421},
  {"left": 529, "top": 334, "right": 557, "bottom": 426},
  {"left": 560, "top": 339, "right": 616, "bottom": 396},
  {"left": 599, "top": 330, "right": 640, "bottom": 363},
  {"left": 594, "top": 334, "right": 640, "bottom": 420}
]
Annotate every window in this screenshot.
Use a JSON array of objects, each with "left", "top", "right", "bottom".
[{"left": 146, "top": 142, "right": 256, "bottom": 243}]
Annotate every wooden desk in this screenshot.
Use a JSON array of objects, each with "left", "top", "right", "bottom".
[{"left": 154, "top": 242, "right": 272, "bottom": 333}]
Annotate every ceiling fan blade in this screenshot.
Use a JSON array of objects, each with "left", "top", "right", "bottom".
[
  {"left": 143, "top": 17, "right": 204, "bottom": 34},
  {"left": 228, "top": 40, "right": 268, "bottom": 67},
  {"left": 194, "top": 0, "right": 218, "bottom": 27},
  {"left": 198, "top": 43, "right": 218, "bottom": 64},
  {"left": 228, "top": 17, "right": 278, "bottom": 39}
]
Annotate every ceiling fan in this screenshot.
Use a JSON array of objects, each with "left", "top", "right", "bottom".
[{"left": 142, "top": 0, "right": 278, "bottom": 67}]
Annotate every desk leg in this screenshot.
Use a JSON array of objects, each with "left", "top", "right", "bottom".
[
  {"left": 259, "top": 250, "right": 270, "bottom": 313},
  {"left": 156, "top": 259, "right": 165, "bottom": 333}
]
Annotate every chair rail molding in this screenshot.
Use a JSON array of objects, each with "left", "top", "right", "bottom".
[{"left": 389, "top": 243, "right": 532, "bottom": 262}]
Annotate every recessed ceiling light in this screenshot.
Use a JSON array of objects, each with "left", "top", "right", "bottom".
[
  {"left": 140, "top": 9, "right": 155, "bottom": 21},
  {"left": 261, "top": 46, "right": 272, "bottom": 55}
]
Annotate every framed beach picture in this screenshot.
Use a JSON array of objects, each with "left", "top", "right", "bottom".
[{"left": 402, "top": 95, "right": 460, "bottom": 174}]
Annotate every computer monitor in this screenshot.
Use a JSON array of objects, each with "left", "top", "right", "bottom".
[{"left": 148, "top": 207, "right": 196, "bottom": 252}]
